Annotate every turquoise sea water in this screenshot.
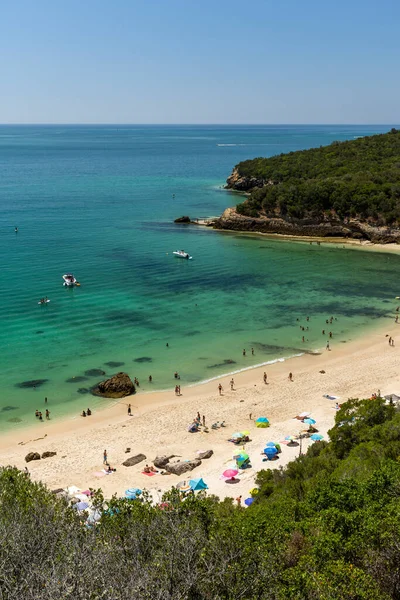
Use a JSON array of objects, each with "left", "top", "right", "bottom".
[{"left": 1, "top": 124, "right": 399, "bottom": 431}]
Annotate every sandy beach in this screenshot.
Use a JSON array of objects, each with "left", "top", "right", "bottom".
[{"left": 1, "top": 317, "right": 399, "bottom": 505}]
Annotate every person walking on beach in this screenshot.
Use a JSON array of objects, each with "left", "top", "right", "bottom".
[
  {"left": 288, "top": 372, "right": 293, "bottom": 381},
  {"left": 263, "top": 372, "right": 267, "bottom": 384},
  {"left": 230, "top": 378, "right": 234, "bottom": 390},
  {"left": 326, "top": 341, "right": 330, "bottom": 351},
  {"left": 218, "top": 383, "right": 223, "bottom": 395},
  {"left": 103, "top": 450, "right": 108, "bottom": 465},
  {"left": 128, "top": 403, "right": 132, "bottom": 416},
  {"left": 45, "top": 409, "right": 50, "bottom": 420}
]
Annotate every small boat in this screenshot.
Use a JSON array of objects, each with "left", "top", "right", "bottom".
[
  {"left": 62, "top": 273, "right": 79, "bottom": 287},
  {"left": 173, "top": 250, "right": 192, "bottom": 260},
  {"left": 38, "top": 298, "right": 50, "bottom": 305}
]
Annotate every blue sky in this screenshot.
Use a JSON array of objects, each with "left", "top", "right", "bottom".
[{"left": 1, "top": 0, "right": 399, "bottom": 123}]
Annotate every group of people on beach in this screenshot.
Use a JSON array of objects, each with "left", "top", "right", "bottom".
[{"left": 81, "top": 408, "right": 92, "bottom": 417}]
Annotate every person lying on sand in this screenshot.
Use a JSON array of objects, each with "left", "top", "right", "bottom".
[{"left": 143, "top": 464, "right": 158, "bottom": 473}]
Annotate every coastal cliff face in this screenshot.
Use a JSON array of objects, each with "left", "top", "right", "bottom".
[
  {"left": 226, "top": 167, "right": 267, "bottom": 191},
  {"left": 214, "top": 207, "right": 400, "bottom": 243}
]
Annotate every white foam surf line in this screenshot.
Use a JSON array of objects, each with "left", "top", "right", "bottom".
[{"left": 186, "top": 353, "right": 306, "bottom": 388}]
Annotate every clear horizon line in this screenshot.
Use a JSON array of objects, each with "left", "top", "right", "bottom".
[{"left": 0, "top": 122, "right": 398, "bottom": 127}]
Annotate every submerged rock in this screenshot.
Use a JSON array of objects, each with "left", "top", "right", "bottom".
[
  {"left": 77, "top": 388, "right": 90, "bottom": 394},
  {"left": 133, "top": 357, "right": 152, "bottom": 363},
  {"left": 85, "top": 369, "right": 106, "bottom": 377},
  {"left": 207, "top": 359, "right": 236, "bottom": 369},
  {"left": 16, "top": 379, "right": 48, "bottom": 389},
  {"left": 1, "top": 405, "right": 18, "bottom": 412},
  {"left": 104, "top": 361, "right": 125, "bottom": 368},
  {"left": 66, "top": 376, "right": 88, "bottom": 383},
  {"left": 92, "top": 372, "right": 135, "bottom": 398}
]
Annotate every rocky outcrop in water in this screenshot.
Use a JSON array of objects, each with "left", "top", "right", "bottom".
[
  {"left": 226, "top": 167, "right": 267, "bottom": 191},
  {"left": 92, "top": 372, "right": 135, "bottom": 398},
  {"left": 174, "top": 215, "right": 191, "bottom": 223}
]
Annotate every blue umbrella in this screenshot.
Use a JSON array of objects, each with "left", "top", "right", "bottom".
[
  {"left": 256, "top": 417, "right": 269, "bottom": 423},
  {"left": 264, "top": 446, "right": 278, "bottom": 456},
  {"left": 265, "top": 441, "right": 276, "bottom": 447},
  {"left": 304, "top": 418, "right": 316, "bottom": 425},
  {"left": 244, "top": 498, "right": 254, "bottom": 506},
  {"left": 125, "top": 488, "right": 142, "bottom": 499},
  {"left": 189, "top": 478, "right": 208, "bottom": 491},
  {"left": 74, "top": 501, "right": 89, "bottom": 511},
  {"left": 311, "top": 433, "right": 324, "bottom": 441}
]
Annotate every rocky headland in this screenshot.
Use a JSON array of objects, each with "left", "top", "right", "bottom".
[{"left": 214, "top": 131, "right": 400, "bottom": 243}]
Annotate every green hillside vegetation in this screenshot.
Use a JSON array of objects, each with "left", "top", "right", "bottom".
[
  {"left": 2, "top": 397, "right": 400, "bottom": 599},
  {"left": 235, "top": 129, "right": 400, "bottom": 224}
]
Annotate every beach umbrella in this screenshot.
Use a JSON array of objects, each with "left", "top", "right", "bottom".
[
  {"left": 189, "top": 478, "right": 208, "bottom": 491},
  {"left": 244, "top": 498, "right": 254, "bottom": 506},
  {"left": 223, "top": 469, "right": 238, "bottom": 478},
  {"left": 285, "top": 435, "right": 297, "bottom": 442},
  {"left": 311, "top": 433, "right": 324, "bottom": 441},
  {"left": 264, "top": 446, "right": 278, "bottom": 457},
  {"left": 125, "top": 488, "right": 142, "bottom": 499},
  {"left": 303, "top": 418, "right": 316, "bottom": 425},
  {"left": 74, "top": 501, "right": 89, "bottom": 511},
  {"left": 240, "top": 430, "right": 250, "bottom": 436},
  {"left": 256, "top": 417, "right": 269, "bottom": 428},
  {"left": 231, "top": 432, "right": 243, "bottom": 439},
  {"left": 233, "top": 451, "right": 249, "bottom": 461}
]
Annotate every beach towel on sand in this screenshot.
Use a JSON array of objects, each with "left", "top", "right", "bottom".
[
  {"left": 93, "top": 471, "right": 106, "bottom": 478},
  {"left": 142, "top": 471, "right": 156, "bottom": 476}
]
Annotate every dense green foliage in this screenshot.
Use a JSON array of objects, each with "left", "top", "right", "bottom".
[
  {"left": 2, "top": 397, "right": 400, "bottom": 599},
  {"left": 235, "top": 129, "right": 400, "bottom": 224}
]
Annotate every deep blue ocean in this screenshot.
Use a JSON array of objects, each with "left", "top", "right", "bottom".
[{"left": 0, "top": 124, "right": 398, "bottom": 430}]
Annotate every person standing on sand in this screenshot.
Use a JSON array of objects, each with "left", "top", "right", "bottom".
[
  {"left": 288, "top": 372, "right": 293, "bottom": 381},
  {"left": 236, "top": 495, "right": 242, "bottom": 506},
  {"left": 218, "top": 383, "right": 223, "bottom": 395},
  {"left": 103, "top": 450, "right": 108, "bottom": 465},
  {"left": 326, "top": 341, "right": 330, "bottom": 350},
  {"left": 202, "top": 415, "right": 206, "bottom": 427},
  {"left": 45, "top": 409, "right": 50, "bottom": 420},
  {"left": 249, "top": 413, "right": 252, "bottom": 420},
  {"left": 128, "top": 403, "right": 132, "bottom": 416},
  {"left": 263, "top": 372, "right": 267, "bottom": 384},
  {"left": 230, "top": 378, "right": 234, "bottom": 390}
]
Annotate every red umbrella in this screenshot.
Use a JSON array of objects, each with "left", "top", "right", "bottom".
[{"left": 222, "top": 469, "right": 239, "bottom": 478}]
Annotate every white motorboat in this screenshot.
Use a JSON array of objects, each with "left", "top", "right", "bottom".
[
  {"left": 173, "top": 250, "right": 192, "bottom": 260},
  {"left": 62, "top": 273, "right": 79, "bottom": 287}
]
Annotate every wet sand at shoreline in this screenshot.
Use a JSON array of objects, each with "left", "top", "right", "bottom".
[{"left": 1, "top": 319, "right": 399, "bottom": 503}]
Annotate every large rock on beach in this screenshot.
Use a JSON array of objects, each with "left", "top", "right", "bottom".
[
  {"left": 196, "top": 450, "right": 213, "bottom": 460},
  {"left": 25, "top": 452, "right": 41, "bottom": 463},
  {"left": 41, "top": 451, "right": 57, "bottom": 459},
  {"left": 165, "top": 459, "right": 202, "bottom": 476},
  {"left": 122, "top": 454, "right": 146, "bottom": 467},
  {"left": 92, "top": 372, "right": 135, "bottom": 398},
  {"left": 153, "top": 455, "right": 176, "bottom": 469}
]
